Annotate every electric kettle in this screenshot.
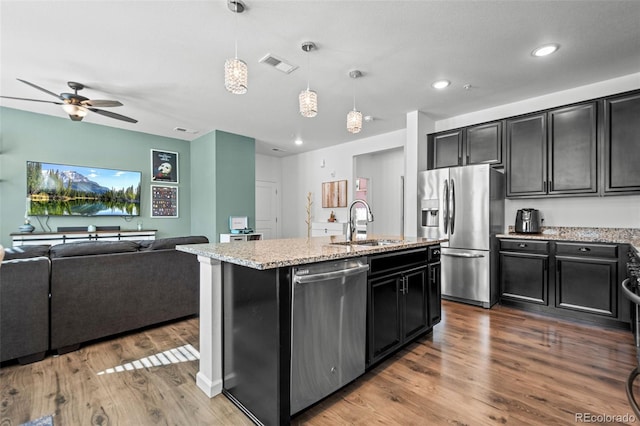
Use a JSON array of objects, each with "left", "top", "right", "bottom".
[{"left": 515, "top": 208, "right": 541, "bottom": 233}]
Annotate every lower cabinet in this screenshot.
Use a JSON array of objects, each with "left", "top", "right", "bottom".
[
  {"left": 499, "top": 238, "right": 628, "bottom": 328},
  {"left": 367, "top": 246, "right": 441, "bottom": 366},
  {"left": 555, "top": 242, "right": 618, "bottom": 317}
]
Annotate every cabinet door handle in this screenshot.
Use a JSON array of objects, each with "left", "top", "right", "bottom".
[
  {"left": 543, "top": 181, "right": 547, "bottom": 192},
  {"left": 578, "top": 247, "right": 591, "bottom": 252},
  {"left": 518, "top": 243, "right": 527, "bottom": 248}
]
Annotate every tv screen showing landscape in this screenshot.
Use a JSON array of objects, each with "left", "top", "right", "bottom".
[{"left": 27, "top": 161, "right": 142, "bottom": 216}]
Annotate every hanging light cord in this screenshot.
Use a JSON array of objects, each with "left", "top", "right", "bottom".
[
  {"left": 306, "top": 51, "right": 311, "bottom": 90},
  {"left": 233, "top": 1, "right": 239, "bottom": 59}
]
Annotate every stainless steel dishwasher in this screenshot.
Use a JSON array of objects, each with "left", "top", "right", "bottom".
[{"left": 290, "top": 257, "right": 369, "bottom": 415}]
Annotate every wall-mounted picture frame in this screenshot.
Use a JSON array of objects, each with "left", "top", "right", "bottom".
[
  {"left": 151, "top": 149, "right": 179, "bottom": 184},
  {"left": 322, "top": 180, "right": 348, "bottom": 208},
  {"left": 151, "top": 185, "right": 179, "bottom": 218}
]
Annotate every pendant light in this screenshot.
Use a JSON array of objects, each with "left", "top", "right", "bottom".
[
  {"left": 299, "top": 41, "right": 318, "bottom": 118},
  {"left": 224, "top": 0, "right": 248, "bottom": 95},
  {"left": 347, "top": 70, "right": 363, "bottom": 134}
]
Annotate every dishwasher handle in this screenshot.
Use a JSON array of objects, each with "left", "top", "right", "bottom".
[
  {"left": 293, "top": 264, "right": 370, "bottom": 284},
  {"left": 442, "top": 252, "right": 485, "bottom": 259}
]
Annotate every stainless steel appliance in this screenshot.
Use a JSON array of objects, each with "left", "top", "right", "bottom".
[
  {"left": 290, "top": 257, "right": 369, "bottom": 415},
  {"left": 418, "top": 164, "right": 504, "bottom": 308},
  {"left": 515, "top": 208, "right": 541, "bottom": 233}
]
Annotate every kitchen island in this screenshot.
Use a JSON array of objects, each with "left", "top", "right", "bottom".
[{"left": 177, "top": 235, "right": 443, "bottom": 425}]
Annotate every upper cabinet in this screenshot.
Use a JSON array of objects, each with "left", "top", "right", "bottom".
[
  {"left": 506, "top": 113, "right": 547, "bottom": 197},
  {"left": 466, "top": 121, "right": 503, "bottom": 166},
  {"left": 430, "top": 130, "right": 463, "bottom": 169},
  {"left": 506, "top": 101, "right": 598, "bottom": 198},
  {"left": 428, "top": 121, "right": 503, "bottom": 169},
  {"left": 427, "top": 89, "right": 639, "bottom": 198},
  {"left": 547, "top": 102, "right": 598, "bottom": 195},
  {"left": 604, "top": 91, "right": 640, "bottom": 193}
]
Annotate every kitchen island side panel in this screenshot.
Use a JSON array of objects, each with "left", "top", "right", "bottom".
[{"left": 223, "top": 263, "right": 292, "bottom": 425}]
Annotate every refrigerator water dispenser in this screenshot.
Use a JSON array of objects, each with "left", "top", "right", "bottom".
[{"left": 421, "top": 199, "right": 439, "bottom": 227}]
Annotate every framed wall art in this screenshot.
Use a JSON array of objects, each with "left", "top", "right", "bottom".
[
  {"left": 151, "top": 185, "right": 179, "bottom": 218},
  {"left": 151, "top": 149, "right": 179, "bottom": 183},
  {"left": 322, "top": 180, "right": 347, "bottom": 208}
]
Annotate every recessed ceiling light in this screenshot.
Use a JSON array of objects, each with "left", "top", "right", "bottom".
[
  {"left": 294, "top": 139, "right": 303, "bottom": 146},
  {"left": 432, "top": 80, "right": 450, "bottom": 89},
  {"left": 532, "top": 43, "right": 560, "bottom": 57}
]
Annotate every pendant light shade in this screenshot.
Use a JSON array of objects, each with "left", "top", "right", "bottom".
[
  {"left": 224, "top": 0, "right": 247, "bottom": 95},
  {"left": 346, "top": 69, "right": 363, "bottom": 133},
  {"left": 225, "top": 58, "right": 248, "bottom": 94},
  {"left": 347, "top": 109, "right": 362, "bottom": 134},
  {"left": 299, "top": 88, "right": 318, "bottom": 118},
  {"left": 299, "top": 42, "right": 318, "bottom": 117}
]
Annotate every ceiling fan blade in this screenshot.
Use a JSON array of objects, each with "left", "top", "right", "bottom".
[
  {"left": 0, "top": 95, "right": 63, "bottom": 105},
  {"left": 81, "top": 99, "right": 123, "bottom": 107},
  {"left": 16, "top": 78, "right": 63, "bottom": 100},
  {"left": 88, "top": 108, "right": 138, "bottom": 123}
]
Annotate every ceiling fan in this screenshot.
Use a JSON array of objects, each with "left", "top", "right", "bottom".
[{"left": 0, "top": 78, "right": 138, "bottom": 123}]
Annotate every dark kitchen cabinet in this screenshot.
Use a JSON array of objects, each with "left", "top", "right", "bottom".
[
  {"left": 499, "top": 238, "right": 630, "bottom": 329},
  {"left": 466, "top": 121, "right": 503, "bottom": 167},
  {"left": 506, "top": 101, "right": 598, "bottom": 198},
  {"left": 368, "top": 265, "right": 428, "bottom": 365},
  {"left": 555, "top": 242, "right": 618, "bottom": 318},
  {"left": 499, "top": 239, "right": 549, "bottom": 305},
  {"left": 428, "top": 261, "right": 441, "bottom": 325},
  {"left": 604, "top": 91, "right": 640, "bottom": 193},
  {"left": 430, "top": 130, "right": 463, "bottom": 169},
  {"left": 428, "top": 122, "right": 503, "bottom": 169},
  {"left": 367, "top": 247, "right": 440, "bottom": 366},
  {"left": 547, "top": 102, "right": 598, "bottom": 194},
  {"left": 506, "top": 113, "right": 547, "bottom": 197}
]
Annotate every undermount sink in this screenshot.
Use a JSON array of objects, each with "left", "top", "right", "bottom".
[{"left": 331, "top": 239, "right": 402, "bottom": 247}]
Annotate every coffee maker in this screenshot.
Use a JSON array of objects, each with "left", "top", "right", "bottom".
[{"left": 515, "top": 208, "right": 542, "bottom": 233}]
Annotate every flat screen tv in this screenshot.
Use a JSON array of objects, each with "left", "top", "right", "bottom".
[{"left": 27, "top": 161, "right": 142, "bottom": 216}]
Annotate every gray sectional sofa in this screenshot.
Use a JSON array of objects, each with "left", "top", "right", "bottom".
[{"left": 0, "top": 235, "right": 208, "bottom": 364}]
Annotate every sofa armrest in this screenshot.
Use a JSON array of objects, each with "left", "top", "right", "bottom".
[{"left": 0, "top": 256, "right": 50, "bottom": 363}]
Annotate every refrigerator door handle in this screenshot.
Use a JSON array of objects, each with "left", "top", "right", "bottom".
[
  {"left": 443, "top": 179, "right": 449, "bottom": 234},
  {"left": 450, "top": 179, "right": 455, "bottom": 235}
]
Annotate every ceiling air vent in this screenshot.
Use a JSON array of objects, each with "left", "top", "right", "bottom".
[
  {"left": 259, "top": 53, "right": 298, "bottom": 74},
  {"left": 173, "top": 127, "right": 199, "bottom": 134}
]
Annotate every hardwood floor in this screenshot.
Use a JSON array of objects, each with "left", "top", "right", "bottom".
[{"left": 1, "top": 301, "right": 638, "bottom": 425}]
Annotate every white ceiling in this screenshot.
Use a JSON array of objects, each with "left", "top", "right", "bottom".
[{"left": 1, "top": 1, "right": 639, "bottom": 157}]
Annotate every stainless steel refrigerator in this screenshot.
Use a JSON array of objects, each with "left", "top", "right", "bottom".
[{"left": 418, "top": 164, "right": 504, "bottom": 308}]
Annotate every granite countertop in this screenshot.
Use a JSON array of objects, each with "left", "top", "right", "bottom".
[
  {"left": 176, "top": 235, "right": 445, "bottom": 270},
  {"left": 497, "top": 226, "right": 640, "bottom": 254}
]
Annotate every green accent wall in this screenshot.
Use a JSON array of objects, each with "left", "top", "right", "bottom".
[
  {"left": 0, "top": 107, "right": 192, "bottom": 247},
  {"left": 215, "top": 130, "right": 256, "bottom": 236},
  {"left": 190, "top": 130, "right": 255, "bottom": 241}
]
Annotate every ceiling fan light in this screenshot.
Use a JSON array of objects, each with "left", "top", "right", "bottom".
[
  {"left": 347, "top": 109, "right": 362, "bottom": 134},
  {"left": 62, "top": 104, "right": 88, "bottom": 118},
  {"left": 299, "top": 89, "right": 318, "bottom": 118},
  {"left": 225, "top": 58, "right": 248, "bottom": 94}
]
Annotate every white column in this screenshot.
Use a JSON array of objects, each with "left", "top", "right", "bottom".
[
  {"left": 405, "top": 111, "right": 435, "bottom": 237},
  {"left": 196, "top": 255, "right": 223, "bottom": 397}
]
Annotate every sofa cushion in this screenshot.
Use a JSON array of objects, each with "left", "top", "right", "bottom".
[
  {"left": 3, "top": 245, "right": 50, "bottom": 260},
  {"left": 145, "top": 235, "right": 209, "bottom": 251},
  {"left": 50, "top": 240, "right": 140, "bottom": 258}
]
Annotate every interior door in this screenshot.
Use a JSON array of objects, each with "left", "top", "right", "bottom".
[{"left": 255, "top": 180, "right": 279, "bottom": 239}]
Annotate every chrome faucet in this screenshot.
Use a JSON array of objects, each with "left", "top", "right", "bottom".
[{"left": 346, "top": 199, "right": 374, "bottom": 242}]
